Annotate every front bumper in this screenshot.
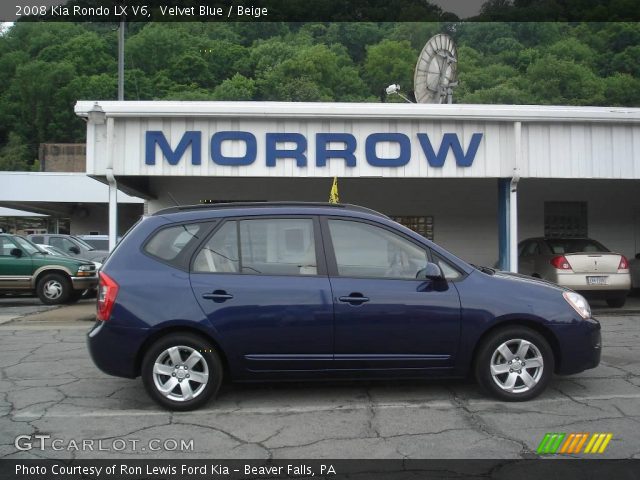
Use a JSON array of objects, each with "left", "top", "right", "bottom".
[
  {"left": 554, "top": 317, "right": 601, "bottom": 375},
  {"left": 71, "top": 275, "right": 98, "bottom": 290},
  {"left": 87, "top": 321, "right": 149, "bottom": 378}
]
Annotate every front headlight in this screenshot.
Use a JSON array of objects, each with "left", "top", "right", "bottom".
[
  {"left": 563, "top": 291, "right": 591, "bottom": 319},
  {"left": 77, "top": 264, "right": 95, "bottom": 276}
]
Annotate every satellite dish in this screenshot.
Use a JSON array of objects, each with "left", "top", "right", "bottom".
[{"left": 414, "top": 34, "right": 458, "bottom": 104}]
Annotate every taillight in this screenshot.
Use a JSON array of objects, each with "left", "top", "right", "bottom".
[
  {"left": 550, "top": 255, "right": 572, "bottom": 270},
  {"left": 97, "top": 271, "right": 119, "bottom": 321},
  {"left": 618, "top": 256, "right": 629, "bottom": 270}
]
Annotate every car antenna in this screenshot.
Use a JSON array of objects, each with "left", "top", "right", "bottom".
[{"left": 167, "top": 192, "right": 180, "bottom": 206}]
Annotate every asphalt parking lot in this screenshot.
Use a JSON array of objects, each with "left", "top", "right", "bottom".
[{"left": 0, "top": 298, "right": 639, "bottom": 460}]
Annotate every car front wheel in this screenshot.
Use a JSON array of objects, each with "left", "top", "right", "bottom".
[
  {"left": 141, "top": 333, "right": 223, "bottom": 411},
  {"left": 475, "top": 326, "right": 554, "bottom": 401},
  {"left": 36, "top": 273, "right": 71, "bottom": 305}
]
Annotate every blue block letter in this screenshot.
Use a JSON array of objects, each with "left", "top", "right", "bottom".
[
  {"left": 316, "top": 133, "right": 357, "bottom": 167},
  {"left": 211, "top": 131, "right": 257, "bottom": 166},
  {"left": 266, "top": 133, "right": 307, "bottom": 167},
  {"left": 417, "top": 133, "right": 483, "bottom": 167},
  {"left": 365, "top": 133, "right": 411, "bottom": 167},
  {"left": 145, "top": 131, "right": 201, "bottom": 165}
]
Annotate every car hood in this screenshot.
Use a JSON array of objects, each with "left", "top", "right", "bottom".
[
  {"left": 491, "top": 269, "right": 570, "bottom": 292},
  {"left": 82, "top": 250, "right": 109, "bottom": 261},
  {"left": 33, "top": 253, "right": 94, "bottom": 269}
]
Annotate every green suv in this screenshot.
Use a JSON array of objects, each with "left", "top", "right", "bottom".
[{"left": 0, "top": 234, "right": 98, "bottom": 305}]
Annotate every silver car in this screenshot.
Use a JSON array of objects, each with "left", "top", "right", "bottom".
[{"left": 518, "top": 237, "right": 631, "bottom": 308}]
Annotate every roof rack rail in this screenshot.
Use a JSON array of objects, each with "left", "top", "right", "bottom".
[{"left": 153, "top": 201, "right": 387, "bottom": 218}]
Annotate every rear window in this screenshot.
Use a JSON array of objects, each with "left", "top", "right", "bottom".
[
  {"left": 545, "top": 239, "right": 609, "bottom": 254},
  {"left": 84, "top": 239, "right": 109, "bottom": 250},
  {"left": 144, "top": 224, "right": 202, "bottom": 262}
]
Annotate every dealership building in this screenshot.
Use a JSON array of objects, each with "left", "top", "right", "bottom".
[{"left": 75, "top": 101, "right": 640, "bottom": 271}]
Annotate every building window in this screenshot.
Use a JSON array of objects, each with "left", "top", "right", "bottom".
[
  {"left": 544, "top": 202, "right": 587, "bottom": 238},
  {"left": 390, "top": 216, "right": 434, "bottom": 241}
]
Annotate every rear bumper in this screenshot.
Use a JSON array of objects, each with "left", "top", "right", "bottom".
[
  {"left": 554, "top": 272, "right": 630, "bottom": 292},
  {"left": 87, "top": 321, "right": 149, "bottom": 378}
]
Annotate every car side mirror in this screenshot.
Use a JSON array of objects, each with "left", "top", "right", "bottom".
[
  {"left": 10, "top": 248, "right": 23, "bottom": 258},
  {"left": 416, "top": 262, "right": 444, "bottom": 281},
  {"left": 636, "top": 253, "right": 640, "bottom": 260},
  {"left": 69, "top": 246, "right": 81, "bottom": 255}
]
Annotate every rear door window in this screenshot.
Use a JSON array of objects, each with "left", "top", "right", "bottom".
[
  {"left": 144, "top": 224, "right": 202, "bottom": 264},
  {"left": 193, "top": 218, "right": 318, "bottom": 276}
]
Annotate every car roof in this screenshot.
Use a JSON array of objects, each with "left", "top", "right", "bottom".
[{"left": 153, "top": 202, "right": 389, "bottom": 221}]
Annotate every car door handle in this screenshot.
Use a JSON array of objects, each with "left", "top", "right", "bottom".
[
  {"left": 339, "top": 294, "right": 369, "bottom": 304},
  {"left": 202, "top": 290, "right": 233, "bottom": 302}
]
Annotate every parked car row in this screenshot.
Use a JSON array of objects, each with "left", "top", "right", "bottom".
[
  {"left": 0, "top": 233, "right": 98, "bottom": 304},
  {"left": 27, "top": 234, "right": 108, "bottom": 263}
]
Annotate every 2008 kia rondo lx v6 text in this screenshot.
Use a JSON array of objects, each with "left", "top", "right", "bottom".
[{"left": 88, "top": 203, "right": 601, "bottom": 410}]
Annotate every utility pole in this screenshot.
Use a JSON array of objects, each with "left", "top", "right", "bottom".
[{"left": 118, "top": 18, "right": 124, "bottom": 100}]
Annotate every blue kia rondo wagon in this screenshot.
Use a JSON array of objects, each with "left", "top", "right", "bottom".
[{"left": 88, "top": 202, "right": 601, "bottom": 410}]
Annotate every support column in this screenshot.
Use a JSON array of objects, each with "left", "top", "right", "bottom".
[
  {"left": 498, "top": 178, "right": 510, "bottom": 271},
  {"left": 510, "top": 121, "right": 521, "bottom": 273},
  {"left": 106, "top": 168, "right": 118, "bottom": 252},
  {"left": 105, "top": 115, "right": 117, "bottom": 252},
  {"left": 498, "top": 176, "right": 519, "bottom": 272},
  {"left": 509, "top": 174, "right": 519, "bottom": 273}
]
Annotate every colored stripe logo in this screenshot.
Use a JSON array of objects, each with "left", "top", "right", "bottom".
[{"left": 537, "top": 433, "right": 612, "bottom": 454}]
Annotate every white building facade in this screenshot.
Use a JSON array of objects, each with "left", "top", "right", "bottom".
[{"left": 75, "top": 101, "right": 640, "bottom": 268}]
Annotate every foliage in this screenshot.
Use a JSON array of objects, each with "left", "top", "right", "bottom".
[{"left": 0, "top": 20, "right": 639, "bottom": 170}]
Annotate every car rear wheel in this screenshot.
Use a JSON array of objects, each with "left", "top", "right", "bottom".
[
  {"left": 36, "top": 273, "right": 71, "bottom": 305},
  {"left": 606, "top": 297, "right": 626, "bottom": 308},
  {"left": 475, "top": 326, "right": 554, "bottom": 401},
  {"left": 141, "top": 333, "right": 223, "bottom": 411}
]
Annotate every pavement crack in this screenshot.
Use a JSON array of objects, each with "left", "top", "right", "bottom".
[{"left": 449, "top": 389, "right": 538, "bottom": 459}]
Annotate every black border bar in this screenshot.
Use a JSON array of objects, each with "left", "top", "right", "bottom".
[{"left": 4, "top": 0, "right": 640, "bottom": 23}]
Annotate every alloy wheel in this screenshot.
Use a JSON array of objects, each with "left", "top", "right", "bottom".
[
  {"left": 490, "top": 339, "right": 544, "bottom": 393},
  {"left": 152, "top": 346, "right": 209, "bottom": 402}
]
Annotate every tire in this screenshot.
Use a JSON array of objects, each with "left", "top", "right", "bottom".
[
  {"left": 67, "top": 290, "right": 84, "bottom": 303},
  {"left": 36, "top": 273, "right": 71, "bottom": 305},
  {"left": 606, "top": 297, "right": 626, "bottom": 308},
  {"left": 141, "top": 333, "right": 223, "bottom": 411},
  {"left": 474, "top": 326, "right": 554, "bottom": 402}
]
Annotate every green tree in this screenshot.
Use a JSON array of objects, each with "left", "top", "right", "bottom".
[
  {"left": 0, "top": 132, "right": 31, "bottom": 171},
  {"left": 603, "top": 73, "right": 640, "bottom": 106},
  {"left": 525, "top": 56, "right": 605, "bottom": 105},
  {"left": 212, "top": 74, "right": 256, "bottom": 100},
  {"left": 362, "top": 40, "right": 416, "bottom": 97}
]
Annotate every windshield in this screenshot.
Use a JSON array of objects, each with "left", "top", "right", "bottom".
[
  {"left": 13, "top": 236, "right": 44, "bottom": 255},
  {"left": 545, "top": 239, "right": 609, "bottom": 254},
  {"left": 45, "top": 245, "right": 69, "bottom": 257},
  {"left": 71, "top": 236, "right": 95, "bottom": 250}
]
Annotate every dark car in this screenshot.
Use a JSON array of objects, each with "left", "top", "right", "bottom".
[
  {"left": 88, "top": 203, "right": 601, "bottom": 410},
  {"left": 0, "top": 234, "right": 97, "bottom": 304}
]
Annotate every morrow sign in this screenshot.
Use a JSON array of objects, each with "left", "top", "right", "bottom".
[{"left": 145, "top": 131, "right": 484, "bottom": 168}]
